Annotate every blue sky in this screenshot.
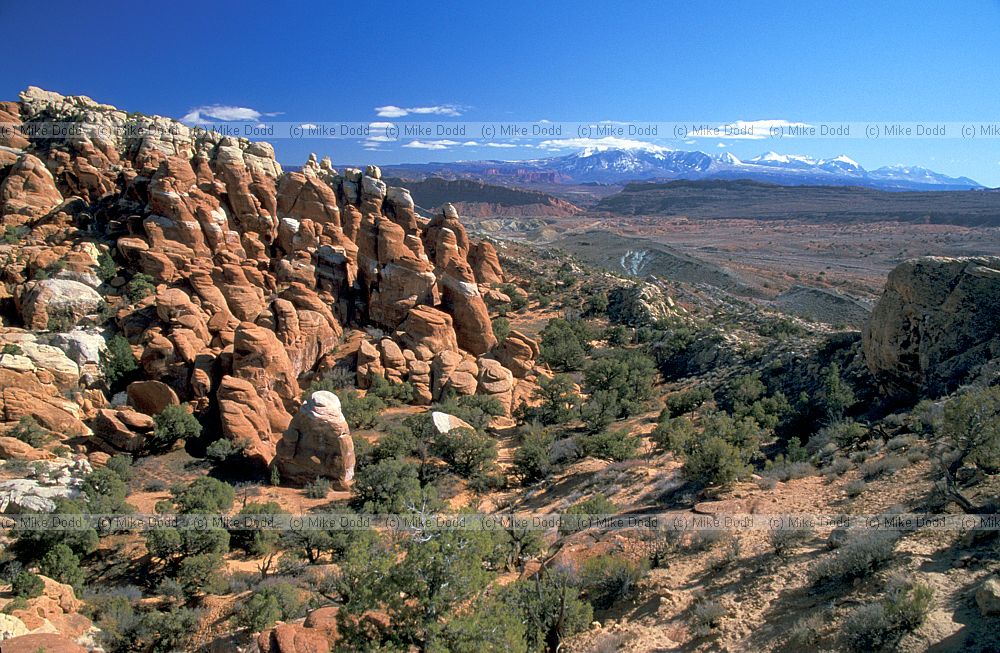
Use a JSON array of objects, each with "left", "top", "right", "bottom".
[{"left": 2, "top": 0, "right": 1000, "bottom": 184}]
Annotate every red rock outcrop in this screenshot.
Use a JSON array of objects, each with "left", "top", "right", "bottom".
[
  {"left": 232, "top": 322, "right": 300, "bottom": 434},
  {"left": 276, "top": 390, "right": 355, "bottom": 487},
  {"left": 126, "top": 380, "right": 179, "bottom": 415},
  {"left": 491, "top": 329, "right": 540, "bottom": 378},
  {"left": 0, "top": 154, "right": 63, "bottom": 224},
  {"left": 217, "top": 375, "right": 277, "bottom": 466},
  {"left": 477, "top": 357, "right": 515, "bottom": 415},
  {"left": 468, "top": 241, "right": 504, "bottom": 284},
  {"left": 0, "top": 87, "right": 529, "bottom": 493},
  {"left": 397, "top": 305, "right": 460, "bottom": 361},
  {"left": 93, "top": 407, "right": 154, "bottom": 452}
]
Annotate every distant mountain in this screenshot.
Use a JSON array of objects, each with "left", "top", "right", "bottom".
[
  {"left": 382, "top": 177, "right": 581, "bottom": 218},
  {"left": 381, "top": 147, "right": 984, "bottom": 191},
  {"left": 593, "top": 179, "right": 1000, "bottom": 226}
]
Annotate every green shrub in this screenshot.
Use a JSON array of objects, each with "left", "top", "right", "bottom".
[
  {"left": 13, "top": 497, "right": 98, "bottom": 562},
  {"left": 820, "top": 363, "right": 856, "bottom": 422},
  {"left": 176, "top": 553, "right": 225, "bottom": 597},
  {"left": 337, "top": 390, "right": 385, "bottom": 430},
  {"left": 845, "top": 478, "right": 866, "bottom": 498},
  {"left": 786, "top": 613, "right": 825, "bottom": 649},
  {"left": 678, "top": 413, "right": 762, "bottom": 487},
  {"left": 39, "top": 543, "right": 84, "bottom": 588},
  {"left": 11, "top": 571, "right": 44, "bottom": 599},
  {"left": 2, "top": 226, "right": 22, "bottom": 245},
  {"left": 230, "top": 501, "right": 281, "bottom": 557},
  {"left": 603, "top": 325, "right": 630, "bottom": 346},
  {"left": 301, "top": 368, "right": 355, "bottom": 399},
  {"left": 532, "top": 374, "right": 579, "bottom": 425},
  {"left": 10, "top": 416, "right": 51, "bottom": 448},
  {"left": 82, "top": 467, "right": 131, "bottom": 516},
  {"left": 233, "top": 592, "right": 279, "bottom": 633},
  {"left": 883, "top": 574, "right": 934, "bottom": 632},
  {"left": 842, "top": 579, "right": 933, "bottom": 653},
  {"left": 172, "top": 477, "right": 235, "bottom": 514},
  {"left": 583, "top": 349, "right": 657, "bottom": 418},
  {"left": 149, "top": 404, "right": 201, "bottom": 453},
  {"left": 106, "top": 454, "right": 133, "bottom": 483},
  {"left": 97, "top": 604, "right": 199, "bottom": 653},
  {"left": 822, "top": 420, "right": 868, "bottom": 449},
  {"left": 683, "top": 436, "right": 748, "bottom": 487},
  {"left": 492, "top": 316, "right": 511, "bottom": 344},
  {"left": 860, "top": 454, "right": 907, "bottom": 481},
  {"left": 432, "top": 427, "right": 498, "bottom": 480},
  {"left": 351, "top": 457, "right": 424, "bottom": 513},
  {"left": 578, "top": 429, "right": 639, "bottom": 462},
  {"left": 584, "top": 292, "right": 609, "bottom": 316},
  {"left": 47, "top": 313, "right": 74, "bottom": 332},
  {"left": 580, "top": 389, "right": 619, "bottom": 434},
  {"left": 1, "top": 343, "right": 23, "bottom": 356},
  {"left": 232, "top": 581, "right": 305, "bottom": 633},
  {"left": 496, "top": 571, "right": 592, "bottom": 653},
  {"left": 539, "top": 318, "right": 593, "bottom": 372},
  {"left": 125, "top": 273, "right": 155, "bottom": 303},
  {"left": 512, "top": 426, "right": 554, "bottom": 484},
  {"left": 651, "top": 416, "right": 696, "bottom": 455},
  {"left": 939, "top": 385, "right": 1000, "bottom": 473},
  {"left": 434, "top": 394, "right": 504, "bottom": 432},
  {"left": 101, "top": 335, "right": 137, "bottom": 387},
  {"left": 579, "top": 555, "right": 647, "bottom": 609},
  {"left": 368, "top": 375, "right": 414, "bottom": 406},
  {"left": 769, "top": 527, "right": 814, "bottom": 557},
  {"left": 664, "top": 386, "right": 712, "bottom": 418},
  {"left": 97, "top": 251, "right": 118, "bottom": 283},
  {"left": 304, "top": 477, "right": 332, "bottom": 499}
]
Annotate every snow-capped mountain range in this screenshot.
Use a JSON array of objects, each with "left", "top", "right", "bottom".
[
  {"left": 540, "top": 147, "right": 982, "bottom": 189},
  {"left": 382, "top": 146, "right": 984, "bottom": 191}
]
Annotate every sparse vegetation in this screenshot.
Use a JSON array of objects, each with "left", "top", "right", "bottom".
[
  {"left": 102, "top": 334, "right": 137, "bottom": 387},
  {"left": 149, "top": 404, "right": 201, "bottom": 453},
  {"left": 811, "top": 531, "right": 897, "bottom": 586},
  {"left": 580, "top": 555, "right": 647, "bottom": 610},
  {"left": 125, "top": 272, "right": 155, "bottom": 303}
]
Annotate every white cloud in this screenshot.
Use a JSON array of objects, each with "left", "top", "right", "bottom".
[
  {"left": 683, "top": 119, "right": 813, "bottom": 140},
  {"left": 402, "top": 139, "right": 461, "bottom": 150},
  {"left": 180, "top": 104, "right": 281, "bottom": 124},
  {"left": 483, "top": 142, "right": 518, "bottom": 148},
  {"left": 375, "top": 104, "right": 463, "bottom": 118},
  {"left": 401, "top": 139, "right": 484, "bottom": 150},
  {"left": 537, "top": 137, "right": 671, "bottom": 152}
]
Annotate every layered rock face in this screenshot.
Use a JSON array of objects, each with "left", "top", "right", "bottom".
[
  {"left": 0, "top": 87, "right": 541, "bottom": 485},
  {"left": 862, "top": 256, "right": 1000, "bottom": 398}
]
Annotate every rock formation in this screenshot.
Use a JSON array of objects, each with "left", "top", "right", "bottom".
[
  {"left": 607, "top": 282, "right": 677, "bottom": 327},
  {"left": 0, "top": 87, "right": 535, "bottom": 500},
  {"left": 863, "top": 256, "right": 1000, "bottom": 398},
  {"left": 277, "top": 391, "right": 355, "bottom": 487}
]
